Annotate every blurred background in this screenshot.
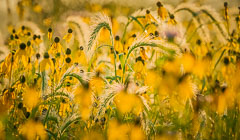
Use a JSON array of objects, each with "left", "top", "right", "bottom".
[{"left": 0, "top": 0, "right": 239, "bottom": 46}]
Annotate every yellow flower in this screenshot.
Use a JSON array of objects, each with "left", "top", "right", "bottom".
[
  {"left": 168, "top": 14, "right": 177, "bottom": 25},
  {"left": 76, "top": 46, "right": 87, "bottom": 66},
  {"left": 140, "top": 47, "right": 148, "bottom": 60},
  {"left": 193, "top": 59, "right": 210, "bottom": 79},
  {"left": 59, "top": 98, "right": 72, "bottom": 117},
  {"left": 114, "top": 36, "right": 124, "bottom": 54},
  {"left": 224, "top": 2, "right": 229, "bottom": 21},
  {"left": 134, "top": 57, "right": 146, "bottom": 80},
  {"left": 49, "top": 37, "right": 63, "bottom": 56},
  {"left": 124, "top": 34, "right": 136, "bottom": 53},
  {"left": 177, "top": 75, "right": 194, "bottom": 103},
  {"left": 108, "top": 120, "right": 129, "bottom": 140},
  {"left": 157, "top": 1, "right": 168, "bottom": 20},
  {"left": 63, "top": 28, "right": 73, "bottom": 43},
  {"left": 114, "top": 91, "right": 143, "bottom": 114},
  {"left": 145, "top": 70, "right": 161, "bottom": 92},
  {"left": 179, "top": 53, "right": 195, "bottom": 73},
  {"left": 98, "top": 27, "right": 111, "bottom": 43},
  {"left": 15, "top": 43, "right": 29, "bottom": 67},
  {"left": 19, "top": 120, "right": 47, "bottom": 140},
  {"left": 40, "top": 52, "right": 54, "bottom": 72},
  {"left": 112, "top": 17, "right": 119, "bottom": 35},
  {"left": 32, "top": 34, "right": 43, "bottom": 46},
  {"left": 130, "top": 125, "right": 145, "bottom": 140},
  {"left": 47, "top": 28, "right": 52, "bottom": 41},
  {"left": 89, "top": 75, "right": 105, "bottom": 96},
  {"left": 23, "top": 87, "right": 40, "bottom": 110},
  {"left": 33, "top": 3, "right": 42, "bottom": 13},
  {"left": 145, "top": 10, "right": 157, "bottom": 24},
  {"left": 74, "top": 86, "right": 91, "bottom": 120},
  {"left": 26, "top": 41, "right": 34, "bottom": 56}
]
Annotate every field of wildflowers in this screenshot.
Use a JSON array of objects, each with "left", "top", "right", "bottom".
[{"left": 0, "top": 0, "right": 240, "bottom": 139}]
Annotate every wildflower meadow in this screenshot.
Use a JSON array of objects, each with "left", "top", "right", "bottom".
[{"left": 0, "top": 0, "right": 240, "bottom": 139}]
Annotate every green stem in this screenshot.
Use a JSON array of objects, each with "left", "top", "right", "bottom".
[
  {"left": 88, "top": 44, "right": 113, "bottom": 72},
  {"left": 213, "top": 49, "right": 226, "bottom": 72}
]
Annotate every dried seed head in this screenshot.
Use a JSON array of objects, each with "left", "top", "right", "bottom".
[
  {"left": 20, "top": 75, "right": 25, "bottom": 83},
  {"left": 36, "top": 53, "right": 40, "bottom": 59},
  {"left": 68, "top": 28, "right": 73, "bottom": 33},
  {"left": 115, "top": 35, "right": 120, "bottom": 40},
  {"left": 66, "top": 48, "right": 71, "bottom": 55},
  {"left": 65, "top": 57, "right": 71, "bottom": 63},
  {"left": 20, "top": 43, "right": 26, "bottom": 50},
  {"left": 54, "top": 37, "right": 60, "bottom": 43},
  {"left": 44, "top": 52, "right": 49, "bottom": 59},
  {"left": 224, "top": 2, "right": 228, "bottom": 7},
  {"left": 27, "top": 41, "right": 31, "bottom": 46},
  {"left": 157, "top": 1, "right": 162, "bottom": 7},
  {"left": 21, "top": 25, "right": 25, "bottom": 30},
  {"left": 136, "top": 56, "right": 145, "bottom": 64},
  {"left": 170, "top": 14, "right": 175, "bottom": 19},
  {"left": 146, "top": 10, "right": 150, "bottom": 14},
  {"left": 33, "top": 34, "right": 37, "bottom": 40},
  {"left": 155, "top": 31, "right": 159, "bottom": 37},
  {"left": 10, "top": 35, "right": 14, "bottom": 40},
  {"left": 79, "top": 46, "right": 84, "bottom": 50},
  {"left": 196, "top": 39, "right": 202, "bottom": 45},
  {"left": 18, "top": 102, "right": 23, "bottom": 109},
  {"left": 15, "top": 35, "right": 19, "bottom": 39},
  {"left": 223, "top": 57, "right": 229, "bottom": 65},
  {"left": 48, "top": 28, "right": 52, "bottom": 32}
]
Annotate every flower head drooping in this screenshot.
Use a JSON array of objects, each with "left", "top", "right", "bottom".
[
  {"left": 15, "top": 43, "right": 28, "bottom": 67},
  {"left": 224, "top": 2, "right": 229, "bottom": 21},
  {"left": 40, "top": 52, "right": 54, "bottom": 72},
  {"left": 76, "top": 46, "right": 87, "bottom": 66},
  {"left": 114, "top": 35, "right": 124, "bottom": 54},
  {"left": 63, "top": 28, "right": 73, "bottom": 43},
  {"left": 140, "top": 47, "right": 148, "bottom": 60},
  {"left": 47, "top": 28, "right": 52, "bottom": 41},
  {"left": 157, "top": 1, "right": 168, "bottom": 20},
  {"left": 49, "top": 37, "right": 63, "bottom": 56},
  {"left": 145, "top": 10, "right": 157, "bottom": 24},
  {"left": 168, "top": 14, "right": 177, "bottom": 25}
]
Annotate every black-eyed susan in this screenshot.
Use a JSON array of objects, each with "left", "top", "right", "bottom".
[
  {"left": 76, "top": 46, "right": 87, "bottom": 66},
  {"left": 224, "top": 2, "right": 229, "bottom": 21},
  {"left": 157, "top": 1, "right": 168, "bottom": 20},
  {"left": 40, "top": 52, "right": 54, "bottom": 72},
  {"left": 32, "top": 34, "right": 42, "bottom": 46},
  {"left": 63, "top": 28, "right": 73, "bottom": 43},
  {"left": 114, "top": 36, "right": 123, "bottom": 54},
  {"left": 15, "top": 43, "right": 28, "bottom": 67},
  {"left": 145, "top": 10, "right": 157, "bottom": 24},
  {"left": 134, "top": 56, "right": 146, "bottom": 80},
  {"left": 47, "top": 28, "right": 52, "bottom": 41},
  {"left": 140, "top": 47, "right": 148, "bottom": 60},
  {"left": 59, "top": 98, "right": 72, "bottom": 117},
  {"left": 168, "top": 14, "right": 177, "bottom": 25},
  {"left": 49, "top": 37, "right": 63, "bottom": 56}
]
